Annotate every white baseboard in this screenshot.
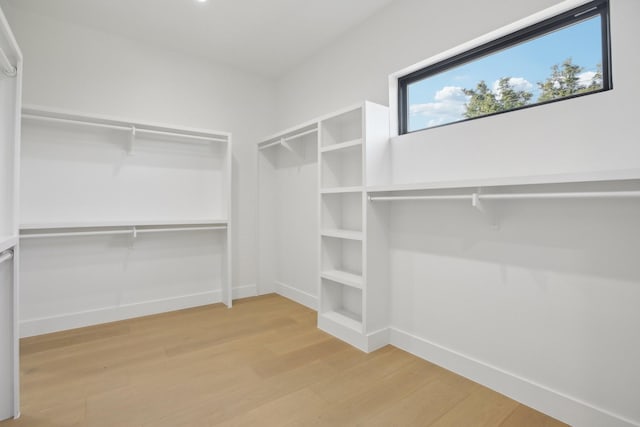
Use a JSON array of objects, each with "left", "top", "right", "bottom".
[
  {"left": 274, "top": 281, "right": 318, "bottom": 310},
  {"left": 367, "top": 328, "right": 390, "bottom": 352},
  {"left": 20, "top": 291, "right": 221, "bottom": 338},
  {"left": 389, "top": 327, "right": 639, "bottom": 427},
  {"left": 232, "top": 284, "right": 258, "bottom": 300}
]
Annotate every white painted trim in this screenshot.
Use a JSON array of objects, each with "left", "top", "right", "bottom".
[
  {"left": 366, "top": 328, "right": 390, "bottom": 352},
  {"left": 22, "top": 104, "right": 231, "bottom": 140},
  {"left": 389, "top": 328, "right": 639, "bottom": 427},
  {"left": 20, "top": 291, "right": 222, "bottom": 338},
  {"left": 232, "top": 284, "right": 258, "bottom": 300},
  {"left": 275, "top": 281, "right": 318, "bottom": 310}
]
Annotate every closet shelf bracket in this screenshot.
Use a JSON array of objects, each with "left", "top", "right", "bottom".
[
  {"left": 0, "top": 250, "right": 14, "bottom": 265},
  {"left": 129, "top": 125, "right": 136, "bottom": 155},
  {"left": 472, "top": 191, "right": 498, "bottom": 229}
]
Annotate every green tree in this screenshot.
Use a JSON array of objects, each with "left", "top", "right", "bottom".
[
  {"left": 462, "top": 81, "right": 499, "bottom": 118},
  {"left": 537, "top": 58, "right": 601, "bottom": 101},
  {"left": 578, "top": 63, "right": 603, "bottom": 94},
  {"left": 494, "top": 77, "right": 533, "bottom": 110},
  {"left": 463, "top": 78, "right": 532, "bottom": 118}
]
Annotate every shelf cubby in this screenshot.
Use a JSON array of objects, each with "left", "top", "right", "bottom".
[
  {"left": 320, "top": 143, "right": 363, "bottom": 189},
  {"left": 321, "top": 191, "right": 362, "bottom": 233},
  {"left": 321, "top": 235, "right": 362, "bottom": 277},
  {"left": 320, "top": 107, "right": 362, "bottom": 148},
  {"left": 320, "top": 278, "right": 363, "bottom": 332}
]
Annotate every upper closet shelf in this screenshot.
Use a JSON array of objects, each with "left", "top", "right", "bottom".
[
  {"left": 319, "top": 138, "right": 362, "bottom": 153},
  {"left": 258, "top": 123, "right": 318, "bottom": 150},
  {"left": 20, "top": 219, "right": 227, "bottom": 230},
  {"left": 20, "top": 220, "right": 227, "bottom": 240},
  {"left": 22, "top": 106, "right": 231, "bottom": 145},
  {"left": 321, "top": 187, "right": 363, "bottom": 194},
  {"left": 0, "top": 236, "right": 18, "bottom": 253},
  {"left": 367, "top": 169, "right": 640, "bottom": 194}
]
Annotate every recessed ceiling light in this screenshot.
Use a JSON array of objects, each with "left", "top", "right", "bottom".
[{"left": 195, "top": 0, "right": 208, "bottom": 3}]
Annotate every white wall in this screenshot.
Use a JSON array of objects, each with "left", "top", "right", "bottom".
[
  {"left": 276, "top": 0, "right": 560, "bottom": 128},
  {"left": 276, "top": 0, "right": 640, "bottom": 426},
  {"left": 1, "top": 4, "right": 278, "bottom": 295}
]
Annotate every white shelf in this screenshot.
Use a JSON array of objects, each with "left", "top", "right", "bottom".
[
  {"left": 22, "top": 105, "right": 231, "bottom": 143},
  {"left": 20, "top": 219, "right": 228, "bottom": 230},
  {"left": 258, "top": 126, "right": 318, "bottom": 150},
  {"left": 321, "top": 229, "right": 363, "bottom": 241},
  {"left": 367, "top": 168, "right": 640, "bottom": 193},
  {"left": 321, "top": 187, "right": 363, "bottom": 194},
  {"left": 320, "top": 138, "right": 362, "bottom": 153},
  {"left": 0, "top": 236, "right": 18, "bottom": 253},
  {"left": 321, "top": 310, "right": 362, "bottom": 332},
  {"left": 321, "top": 269, "right": 363, "bottom": 289}
]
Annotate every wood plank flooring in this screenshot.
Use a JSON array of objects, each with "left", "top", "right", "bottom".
[{"left": 0, "top": 294, "right": 568, "bottom": 426}]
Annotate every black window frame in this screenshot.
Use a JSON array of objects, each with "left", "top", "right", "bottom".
[{"left": 398, "top": 0, "right": 612, "bottom": 135}]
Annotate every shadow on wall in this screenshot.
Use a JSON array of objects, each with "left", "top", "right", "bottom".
[{"left": 387, "top": 180, "right": 640, "bottom": 283}]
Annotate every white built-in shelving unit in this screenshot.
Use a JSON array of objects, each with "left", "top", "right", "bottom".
[
  {"left": 257, "top": 122, "right": 319, "bottom": 308},
  {"left": 257, "top": 101, "right": 391, "bottom": 352},
  {"left": 317, "top": 101, "right": 390, "bottom": 352},
  {"left": 0, "top": 4, "right": 21, "bottom": 421},
  {"left": 19, "top": 106, "right": 232, "bottom": 337}
]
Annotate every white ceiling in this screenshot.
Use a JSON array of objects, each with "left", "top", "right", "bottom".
[{"left": 3, "top": 0, "right": 395, "bottom": 77}]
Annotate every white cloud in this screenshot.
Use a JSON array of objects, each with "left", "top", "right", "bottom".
[
  {"left": 578, "top": 71, "right": 598, "bottom": 87},
  {"left": 492, "top": 77, "right": 533, "bottom": 99},
  {"left": 410, "top": 86, "right": 469, "bottom": 127}
]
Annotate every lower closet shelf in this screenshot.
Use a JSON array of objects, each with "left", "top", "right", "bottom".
[
  {"left": 320, "top": 269, "right": 363, "bottom": 289},
  {"left": 321, "top": 310, "right": 363, "bottom": 332},
  {"left": 321, "top": 229, "right": 363, "bottom": 241}
]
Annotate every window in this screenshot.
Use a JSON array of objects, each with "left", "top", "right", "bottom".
[{"left": 398, "top": 0, "right": 611, "bottom": 134}]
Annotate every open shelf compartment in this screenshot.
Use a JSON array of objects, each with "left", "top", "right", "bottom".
[
  {"left": 320, "top": 278, "right": 363, "bottom": 332},
  {"left": 321, "top": 143, "right": 363, "bottom": 189},
  {"left": 321, "top": 192, "right": 362, "bottom": 233},
  {"left": 321, "top": 235, "right": 362, "bottom": 277},
  {"left": 320, "top": 107, "right": 362, "bottom": 148}
]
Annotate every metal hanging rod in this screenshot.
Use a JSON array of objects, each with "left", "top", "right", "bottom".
[
  {"left": 368, "top": 190, "right": 640, "bottom": 202},
  {"left": 0, "top": 46, "right": 17, "bottom": 78},
  {"left": 22, "top": 114, "right": 132, "bottom": 132},
  {"left": 369, "top": 195, "right": 469, "bottom": 202},
  {"left": 135, "top": 226, "right": 227, "bottom": 234},
  {"left": 21, "top": 229, "right": 134, "bottom": 239},
  {"left": 22, "top": 113, "right": 228, "bottom": 143},
  {"left": 0, "top": 250, "right": 14, "bottom": 264},
  {"left": 134, "top": 128, "right": 228, "bottom": 143},
  {"left": 20, "top": 224, "right": 228, "bottom": 240},
  {"left": 259, "top": 128, "right": 317, "bottom": 150}
]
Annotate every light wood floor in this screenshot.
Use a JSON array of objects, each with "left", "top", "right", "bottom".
[{"left": 1, "top": 294, "right": 568, "bottom": 426}]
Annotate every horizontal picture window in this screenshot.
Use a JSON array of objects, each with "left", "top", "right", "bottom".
[{"left": 399, "top": 0, "right": 611, "bottom": 134}]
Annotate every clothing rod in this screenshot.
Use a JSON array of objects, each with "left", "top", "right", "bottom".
[
  {"left": 0, "top": 46, "right": 17, "bottom": 77},
  {"left": 20, "top": 229, "right": 134, "bottom": 239},
  {"left": 135, "top": 226, "right": 227, "bottom": 233},
  {"left": 135, "top": 128, "right": 227, "bottom": 143},
  {"left": 368, "top": 190, "right": 640, "bottom": 202},
  {"left": 22, "top": 113, "right": 227, "bottom": 142},
  {"left": 0, "top": 250, "right": 13, "bottom": 264},
  {"left": 259, "top": 128, "right": 318, "bottom": 150},
  {"left": 369, "top": 195, "right": 470, "bottom": 201},
  {"left": 22, "top": 114, "right": 132, "bottom": 132},
  {"left": 480, "top": 191, "right": 640, "bottom": 200},
  {"left": 284, "top": 128, "right": 317, "bottom": 142},
  {"left": 259, "top": 140, "right": 282, "bottom": 150}
]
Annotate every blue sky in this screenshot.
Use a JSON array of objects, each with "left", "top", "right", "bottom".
[{"left": 408, "top": 15, "right": 603, "bottom": 131}]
